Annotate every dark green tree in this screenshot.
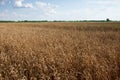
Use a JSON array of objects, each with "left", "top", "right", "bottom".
[{"left": 106, "top": 18, "right": 110, "bottom": 22}]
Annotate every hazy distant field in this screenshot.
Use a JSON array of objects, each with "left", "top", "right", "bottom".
[{"left": 0, "top": 22, "right": 120, "bottom": 80}]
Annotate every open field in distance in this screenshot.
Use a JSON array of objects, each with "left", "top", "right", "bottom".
[{"left": 0, "top": 22, "right": 120, "bottom": 80}]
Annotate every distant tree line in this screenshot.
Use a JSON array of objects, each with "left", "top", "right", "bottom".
[
  {"left": 0, "top": 21, "right": 15, "bottom": 22},
  {"left": 0, "top": 19, "right": 118, "bottom": 23}
]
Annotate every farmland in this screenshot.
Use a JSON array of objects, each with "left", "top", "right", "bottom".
[{"left": 0, "top": 22, "right": 120, "bottom": 80}]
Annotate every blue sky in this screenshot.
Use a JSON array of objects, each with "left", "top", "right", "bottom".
[{"left": 0, "top": 0, "right": 120, "bottom": 20}]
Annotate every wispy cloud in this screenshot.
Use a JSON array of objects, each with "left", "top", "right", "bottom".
[
  {"left": 87, "top": 0, "right": 120, "bottom": 7},
  {"left": 14, "top": 0, "right": 33, "bottom": 8},
  {"left": 35, "top": 1, "right": 58, "bottom": 15},
  {"left": 0, "top": 9, "right": 28, "bottom": 20}
]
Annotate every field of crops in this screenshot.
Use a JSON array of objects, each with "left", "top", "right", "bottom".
[{"left": 0, "top": 22, "right": 120, "bottom": 80}]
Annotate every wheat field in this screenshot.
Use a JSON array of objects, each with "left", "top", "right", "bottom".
[{"left": 0, "top": 22, "right": 120, "bottom": 80}]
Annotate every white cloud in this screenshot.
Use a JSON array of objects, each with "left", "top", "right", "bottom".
[
  {"left": 24, "top": 3, "right": 33, "bottom": 8},
  {"left": 35, "top": 1, "right": 57, "bottom": 15},
  {"left": 14, "top": 0, "right": 33, "bottom": 8},
  {"left": 15, "top": 0, "right": 23, "bottom": 7}
]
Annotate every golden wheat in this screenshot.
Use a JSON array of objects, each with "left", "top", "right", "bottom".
[{"left": 0, "top": 22, "right": 120, "bottom": 80}]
